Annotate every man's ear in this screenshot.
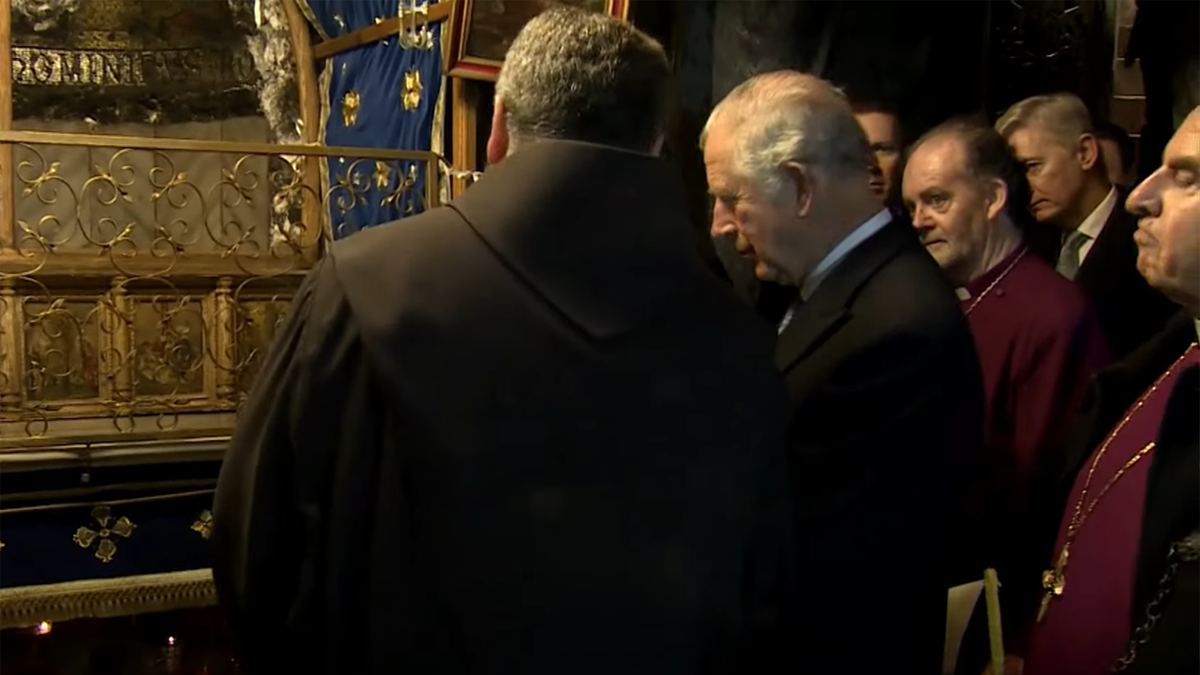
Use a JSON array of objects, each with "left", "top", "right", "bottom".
[
  {"left": 486, "top": 97, "right": 509, "bottom": 166},
  {"left": 1077, "top": 133, "right": 1101, "bottom": 172},
  {"left": 985, "top": 177, "right": 1008, "bottom": 222},
  {"left": 781, "top": 161, "right": 815, "bottom": 218}
]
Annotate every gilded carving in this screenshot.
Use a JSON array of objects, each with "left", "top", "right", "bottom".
[
  {"left": 73, "top": 506, "right": 136, "bottom": 563},
  {"left": 191, "top": 510, "right": 213, "bottom": 539},
  {"left": 374, "top": 161, "right": 392, "bottom": 190},
  {"left": 402, "top": 69, "right": 423, "bottom": 111},
  {"left": 341, "top": 89, "right": 361, "bottom": 127},
  {"left": 0, "top": 130, "right": 439, "bottom": 448}
]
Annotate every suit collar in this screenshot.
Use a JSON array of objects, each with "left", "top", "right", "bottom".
[
  {"left": 448, "top": 140, "right": 701, "bottom": 340},
  {"left": 1076, "top": 189, "right": 1133, "bottom": 283},
  {"left": 1076, "top": 186, "right": 1118, "bottom": 242},
  {"left": 775, "top": 220, "right": 911, "bottom": 370},
  {"left": 799, "top": 208, "right": 892, "bottom": 301}
]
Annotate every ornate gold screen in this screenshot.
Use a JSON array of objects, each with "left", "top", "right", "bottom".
[{"left": 0, "top": 130, "right": 440, "bottom": 454}]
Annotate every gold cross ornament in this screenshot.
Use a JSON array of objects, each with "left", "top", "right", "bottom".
[
  {"left": 191, "top": 510, "right": 213, "bottom": 539},
  {"left": 73, "top": 506, "right": 136, "bottom": 563}
]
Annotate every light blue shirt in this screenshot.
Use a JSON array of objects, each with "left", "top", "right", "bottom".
[{"left": 778, "top": 208, "right": 892, "bottom": 334}]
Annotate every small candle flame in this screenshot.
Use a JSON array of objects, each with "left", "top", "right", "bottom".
[
  {"left": 36, "top": 621, "right": 51, "bottom": 635},
  {"left": 167, "top": 636, "right": 176, "bottom": 646}
]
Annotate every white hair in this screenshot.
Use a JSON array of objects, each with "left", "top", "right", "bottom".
[{"left": 702, "top": 71, "right": 872, "bottom": 202}]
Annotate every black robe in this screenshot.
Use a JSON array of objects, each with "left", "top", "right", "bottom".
[{"left": 211, "top": 140, "right": 795, "bottom": 674}]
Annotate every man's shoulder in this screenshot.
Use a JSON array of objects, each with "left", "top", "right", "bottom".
[
  {"left": 855, "top": 239, "right": 965, "bottom": 336},
  {"left": 331, "top": 206, "right": 468, "bottom": 269},
  {"left": 1012, "top": 252, "right": 1098, "bottom": 329}
]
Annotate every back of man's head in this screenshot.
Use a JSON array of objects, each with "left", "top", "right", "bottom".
[
  {"left": 913, "top": 117, "right": 1032, "bottom": 225},
  {"left": 1094, "top": 120, "right": 1135, "bottom": 171},
  {"left": 703, "top": 71, "right": 873, "bottom": 202},
  {"left": 494, "top": 7, "right": 669, "bottom": 154}
]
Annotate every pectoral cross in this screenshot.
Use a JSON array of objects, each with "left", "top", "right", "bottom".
[{"left": 1036, "top": 542, "right": 1070, "bottom": 622}]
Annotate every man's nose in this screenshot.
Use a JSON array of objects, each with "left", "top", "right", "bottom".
[
  {"left": 710, "top": 218, "right": 737, "bottom": 238},
  {"left": 1126, "top": 172, "right": 1162, "bottom": 217}
]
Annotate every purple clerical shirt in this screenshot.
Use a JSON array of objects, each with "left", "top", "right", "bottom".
[
  {"left": 961, "top": 245, "right": 1111, "bottom": 516},
  {"left": 1024, "top": 343, "right": 1200, "bottom": 675}
]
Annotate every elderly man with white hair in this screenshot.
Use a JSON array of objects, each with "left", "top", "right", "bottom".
[{"left": 704, "top": 70, "right": 985, "bottom": 672}]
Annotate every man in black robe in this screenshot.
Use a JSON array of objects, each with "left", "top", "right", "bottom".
[{"left": 212, "top": 8, "right": 793, "bottom": 674}]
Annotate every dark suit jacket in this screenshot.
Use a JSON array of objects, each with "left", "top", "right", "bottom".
[
  {"left": 775, "top": 220, "right": 985, "bottom": 672},
  {"left": 958, "top": 311, "right": 1199, "bottom": 675},
  {"left": 1070, "top": 198, "right": 1176, "bottom": 359},
  {"left": 212, "top": 140, "right": 796, "bottom": 674}
]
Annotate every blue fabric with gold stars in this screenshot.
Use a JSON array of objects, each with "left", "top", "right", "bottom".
[{"left": 301, "top": 1, "right": 444, "bottom": 239}]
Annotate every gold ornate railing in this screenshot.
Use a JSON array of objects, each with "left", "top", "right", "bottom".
[{"left": 0, "top": 130, "right": 441, "bottom": 455}]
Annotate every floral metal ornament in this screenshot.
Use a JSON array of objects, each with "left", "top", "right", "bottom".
[
  {"left": 73, "top": 506, "right": 136, "bottom": 563},
  {"left": 192, "top": 510, "right": 213, "bottom": 539},
  {"left": 402, "top": 69, "right": 422, "bottom": 112},
  {"left": 341, "top": 90, "right": 361, "bottom": 127},
  {"left": 374, "top": 161, "right": 392, "bottom": 191}
]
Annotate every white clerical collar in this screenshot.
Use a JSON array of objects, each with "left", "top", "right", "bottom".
[
  {"left": 800, "top": 208, "right": 892, "bottom": 301},
  {"left": 1076, "top": 186, "right": 1117, "bottom": 241}
]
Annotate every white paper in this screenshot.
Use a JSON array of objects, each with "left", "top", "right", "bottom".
[{"left": 944, "top": 579, "right": 986, "bottom": 675}]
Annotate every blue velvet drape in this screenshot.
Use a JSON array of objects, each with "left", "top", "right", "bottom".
[{"left": 303, "top": 1, "right": 444, "bottom": 239}]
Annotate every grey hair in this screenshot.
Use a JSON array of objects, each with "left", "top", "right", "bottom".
[
  {"left": 995, "top": 93, "right": 1096, "bottom": 149},
  {"left": 495, "top": 6, "right": 669, "bottom": 152},
  {"left": 701, "top": 71, "right": 873, "bottom": 203}
]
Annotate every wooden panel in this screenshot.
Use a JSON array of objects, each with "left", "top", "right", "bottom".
[
  {"left": 1111, "top": 96, "right": 1147, "bottom": 134},
  {"left": 1113, "top": 61, "right": 1145, "bottom": 98}
]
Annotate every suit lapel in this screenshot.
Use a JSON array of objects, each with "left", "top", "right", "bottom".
[
  {"left": 1075, "top": 192, "right": 1133, "bottom": 290},
  {"left": 774, "top": 302, "right": 849, "bottom": 370},
  {"left": 773, "top": 221, "right": 910, "bottom": 372}
]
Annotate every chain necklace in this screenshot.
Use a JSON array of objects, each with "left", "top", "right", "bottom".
[
  {"left": 962, "top": 247, "right": 1029, "bottom": 316},
  {"left": 1036, "top": 342, "right": 1199, "bottom": 623}
]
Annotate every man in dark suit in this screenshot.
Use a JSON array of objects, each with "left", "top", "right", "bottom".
[
  {"left": 967, "top": 106, "right": 1200, "bottom": 675},
  {"left": 703, "top": 71, "right": 985, "bottom": 672},
  {"left": 997, "top": 93, "right": 1176, "bottom": 358},
  {"left": 212, "top": 8, "right": 794, "bottom": 674}
]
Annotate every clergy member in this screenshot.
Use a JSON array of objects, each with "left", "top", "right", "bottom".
[
  {"left": 902, "top": 119, "right": 1111, "bottom": 562},
  {"left": 212, "top": 9, "right": 795, "bottom": 674},
  {"left": 704, "top": 71, "right": 984, "bottom": 673},
  {"left": 1013, "top": 107, "right": 1200, "bottom": 675},
  {"left": 996, "top": 93, "right": 1176, "bottom": 358}
]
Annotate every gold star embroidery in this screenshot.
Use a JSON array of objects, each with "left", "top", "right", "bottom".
[
  {"left": 73, "top": 506, "right": 135, "bottom": 563},
  {"left": 341, "top": 90, "right": 361, "bottom": 127},
  {"left": 191, "top": 510, "right": 213, "bottom": 539},
  {"left": 402, "top": 69, "right": 423, "bottom": 111}
]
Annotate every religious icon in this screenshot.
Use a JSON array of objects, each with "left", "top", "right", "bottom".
[{"left": 444, "top": 0, "right": 628, "bottom": 81}]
